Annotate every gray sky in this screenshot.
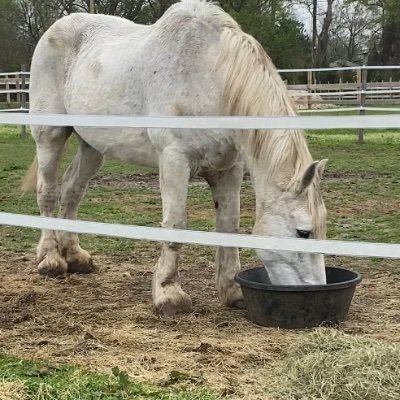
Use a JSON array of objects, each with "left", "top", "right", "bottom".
[{"left": 290, "top": 0, "right": 330, "bottom": 34}]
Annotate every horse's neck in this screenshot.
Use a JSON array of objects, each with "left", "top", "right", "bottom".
[
  {"left": 251, "top": 171, "right": 282, "bottom": 222},
  {"left": 246, "top": 129, "right": 311, "bottom": 222}
]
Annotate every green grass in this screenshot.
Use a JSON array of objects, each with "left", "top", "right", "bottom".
[
  {"left": 307, "top": 129, "right": 400, "bottom": 243},
  {"left": 0, "top": 123, "right": 399, "bottom": 399},
  {"left": 0, "top": 354, "right": 218, "bottom": 400},
  {"left": 0, "top": 124, "right": 399, "bottom": 254}
]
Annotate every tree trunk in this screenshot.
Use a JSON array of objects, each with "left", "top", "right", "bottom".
[{"left": 316, "top": 0, "right": 335, "bottom": 67}]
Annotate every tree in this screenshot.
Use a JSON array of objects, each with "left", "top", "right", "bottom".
[
  {"left": 0, "top": 0, "right": 312, "bottom": 71},
  {"left": 222, "top": 0, "right": 311, "bottom": 68},
  {"left": 345, "top": 0, "right": 400, "bottom": 78},
  {"left": 329, "top": 1, "right": 375, "bottom": 63},
  {"left": 289, "top": 0, "right": 337, "bottom": 67},
  {"left": 0, "top": 0, "right": 30, "bottom": 70}
]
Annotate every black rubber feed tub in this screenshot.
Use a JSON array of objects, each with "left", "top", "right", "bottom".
[{"left": 235, "top": 266, "right": 361, "bottom": 329}]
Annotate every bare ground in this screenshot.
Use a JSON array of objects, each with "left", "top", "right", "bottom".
[
  {"left": 0, "top": 250, "right": 399, "bottom": 399},
  {"left": 91, "top": 173, "right": 207, "bottom": 189},
  {"left": 90, "top": 170, "right": 388, "bottom": 190}
]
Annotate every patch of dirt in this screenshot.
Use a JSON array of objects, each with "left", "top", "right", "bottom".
[
  {"left": 0, "top": 251, "right": 399, "bottom": 399},
  {"left": 321, "top": 171, "right": 400, "bottom": 216},
  {"left": 326, "top": 197, "right": 400, "bottom": 216},
  {"left": 91, "top": 171, "right": 389, "bottom": 190},
  {"left": 91, "top": 173, "right": 207, "bottom": 189},
  {"left": 324, "top": 171, "right": 382, "bottom": 181}
]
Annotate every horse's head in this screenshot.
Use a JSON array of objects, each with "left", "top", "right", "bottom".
[{"left": 253, "top": 159, "right": 328, "bottom": 285}]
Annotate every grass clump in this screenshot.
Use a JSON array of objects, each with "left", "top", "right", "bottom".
[
  {"left": 0, "top": 355, "right": 218, "bottom": 400},
  {"left": 268, "top": 329, "right": 400, "bottom": 400}
]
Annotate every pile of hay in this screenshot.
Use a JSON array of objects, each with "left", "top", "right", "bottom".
[
  {"left": 267, "top": 329, "right": 400, "bottom": 400},
  {"left": 0, "top": 380, "right": 27, "bottom": 400}
]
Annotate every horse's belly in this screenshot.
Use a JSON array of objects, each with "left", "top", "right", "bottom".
[{"left": 74, "top": 127, "right": 159, "bottom": 167}]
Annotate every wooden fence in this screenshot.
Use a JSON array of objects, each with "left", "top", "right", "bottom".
[
  {"left": 2, "top": 69, "right": 400, "bottom": 111},
  {"left": 0, "top": 70, "right": 30, "bottom": 112},
  {"left": 1, "top": 65, "right": 400, "bottom": 143}
]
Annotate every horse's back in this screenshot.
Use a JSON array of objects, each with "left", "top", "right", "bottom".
[
  {"left": 30, "top": 1, "right": 235, "bottom": 116},
  {"left": 30, "top": 13, "right": 142, "bottom": 113},
  {"left": 29, "top": 1, "right": 240, "bottom": 170}
]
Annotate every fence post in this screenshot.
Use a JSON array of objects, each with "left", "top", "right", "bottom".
[
  {"left": 307, "top": 70, "right": 312, "bottom": 110},
  {"left": 356, "top": 69, "right": 361, "bottom": 104},
  {"left": 358, "top": 53, "right": 368, "bottom": 144},
  {"left": 20, "top": 64, "right": 27, "bottom": 140},
  {"left": 5, "top": 75, "right": 11, "bottom": 103},
  {"left": 16, "top": 75, "right": 20, "bottom": 103}
]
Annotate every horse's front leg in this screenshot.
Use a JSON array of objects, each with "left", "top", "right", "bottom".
[
  {"left": 153, "top": 147, "right": 192, "bottom": 317},
  {"left": 206, "top": 163, "right": 244, "bottom": 308}
]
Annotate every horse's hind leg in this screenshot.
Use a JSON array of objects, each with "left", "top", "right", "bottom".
[
  {"left": 35, "top": 126, "right": 71, "bottom": 276},
  {"left": 205, "top": 163, "right": 244, "bottom": 308},
  {"left": 152, "top": 146, "right": 192, "bottom": 317},
  {"left": 59, "top": 137, "right": 103, "bottom": 273}
]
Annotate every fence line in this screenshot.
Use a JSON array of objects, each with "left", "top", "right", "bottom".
[
  {"left": 0, "top": 71, "right": 30, "bottom": 77},
  {"left": 3, "top": 66, "right": 397, "bottom": 75},
  {"left": 289, "top": 89, "right": 400, "bottom": 97},
  {"left": 299, "top": 107, "right": 400, "bottom": 113},
  {"left": 1, "top": 112, "right": 400, "bottom": 130},
  {"left": 1, "top": 212, "right": 399, "bottom": 259},
  {"left": 277, "top": 65, "right": 400, "bottom": 73},
  {"left": 2, "top": 66, "right": 400, "bottom": 115},
  {"left": 1, "top": 112, "right": 399, "bottom": 259},
  {"left": 298, "top": 107, "right": 362, "bottom": 113},
  {"left": 0, "top": 107, "right": 28, "bottom": 112},
  {"left": 363, "top": 107, "right": 400, "bottom": 112},
  {"left": 0, "top": 89, "right": 30, "bottom": 94}
]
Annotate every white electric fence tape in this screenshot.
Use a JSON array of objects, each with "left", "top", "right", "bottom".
[
  {"left": 1, "top": 112, "right": 399, "bottom": 259},
  {"left": 0, "top": 213, "right": 399, "bottom": 259},
  {"left": 1, "top": 113, "right": 400, "bottom": 130}
]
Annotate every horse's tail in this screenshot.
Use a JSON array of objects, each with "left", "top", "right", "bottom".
[{"left": 21, "top": 156, "right": 38, "bottom": 193}]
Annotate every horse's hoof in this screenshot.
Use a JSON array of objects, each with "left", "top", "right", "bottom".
[
  {"left": 64, "top": 247, "right": 97, "bottom": 274},
  {"left": 38, "top": 255, "right": 68, "bottom": 277},
  {"left": 230, "top": 298, "right": 246, "bottom": 309},
  {"left": 67, "top": 259, "right": 97, "bottom": 274},
  {"left": 221, "top": 283, "right": 244, "bottom": 309},
  {"left": 155, "top": 292, "right": 192, "bottom": 318}
]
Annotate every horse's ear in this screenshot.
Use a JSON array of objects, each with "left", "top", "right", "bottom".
[
  {"left": 317, "top": 159, "right": 328, "bottom": 179},
  {"left": 296, "top": 160, "right": 320, "bottom": 195}
]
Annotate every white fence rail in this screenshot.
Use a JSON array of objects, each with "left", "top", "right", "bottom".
[
  {"left": 2, "top": 66, "right": 400, "bottom": 113},
  {"left": 277, "top": 65, "right": 400, "bottom": 73},
  {"left": 0, "top": 70, "right": 29, "bottom": 110},
  {"left": 1, "top": 212, "right": 399, "bottom": 259},
  {"left": 2, "top": 112, "right": 400, "bottom": 130},
  {"left": 0, "top": 112, "right": 400, "bottom": 260}
]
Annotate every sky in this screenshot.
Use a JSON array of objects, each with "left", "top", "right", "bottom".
[{"left": 290, "top": 0, "right": 330, "bottom": 34}]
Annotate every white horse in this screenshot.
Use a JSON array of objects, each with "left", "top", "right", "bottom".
[{"left": 23, "top": 0, "right": 328, "bottom": 317}]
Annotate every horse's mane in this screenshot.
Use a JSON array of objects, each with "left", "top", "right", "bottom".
[
  {"left": 161, "top": 0, "right": 326, "bottom": 238},
  {"left": 214, "top": 16, "right": 326, "bottom": 238}
]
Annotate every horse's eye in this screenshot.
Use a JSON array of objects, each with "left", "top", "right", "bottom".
[{"left": 296, "top": 229, "right": 311, "bottom": 239}]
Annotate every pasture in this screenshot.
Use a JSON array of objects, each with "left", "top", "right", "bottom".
[{"left": 0, "top": 124, "right": 399, "bottom": 399}]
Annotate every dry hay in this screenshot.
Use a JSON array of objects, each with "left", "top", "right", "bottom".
[
  {"left": 266, "top": 329, "right": 400, "bottom": 400},
  {"left": 0, "top": 380, "right": 27, "bottom": 400},
  {"left": 0, "top": 251, "right": 399, "bottom": 399}
]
